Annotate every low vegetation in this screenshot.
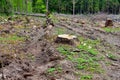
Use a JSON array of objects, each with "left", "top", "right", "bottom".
[
  {"left": 57, "top": 37, "right": 104, "bottom": 75},
  {"left": 0, "top": 13, "right": 120, "bottom": 80},
  {"left": 81, "top": 75, "right": 93, "bottom": 80},
  {"left": 103, "top": 27, "right": 120, "bottom": 32},
  {"left": 0, "top": 34, "right": 26, "bottom": 44}
]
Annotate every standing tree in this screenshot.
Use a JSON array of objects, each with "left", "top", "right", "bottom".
[
  {"left": 73, "top": 0, "right": 75, "bottom": 15},
  {"left": 33, "top": 0, "right": 46, "bottom": 13},
  {"left": 46, "top": 0, "right": 49, "bottom": 12},
  {"left": 0, "top": 0, "right": 13, "bottom": 15}
]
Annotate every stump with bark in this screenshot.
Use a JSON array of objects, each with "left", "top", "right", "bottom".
[
  {"left": 55, "top": 34, "right": 78, "bottom": 45},
  {"left": 105, "top": 18, "right": 113, "bottom": 27}
]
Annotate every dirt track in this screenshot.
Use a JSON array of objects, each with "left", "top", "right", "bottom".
[
  {"left": 55, "top": 15, "right": 120, "bottom": 80},
  {"left": 0, "top": 14, "right": 120, "bottom": 80},
  {"left": 55, "top": 15, "right": 120, "bottom": 47}
]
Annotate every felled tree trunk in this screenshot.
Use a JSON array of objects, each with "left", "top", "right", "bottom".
[
  {"left": 105, "top": 18, "right": 113, "bottom": 27},
  {"left": 55, "top": 34, "right": 78, "bottom": 45}
]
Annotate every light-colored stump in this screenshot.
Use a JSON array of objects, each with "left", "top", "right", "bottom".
[
  {"left": 55, "top": 34, "right": 78, "bottom": 45},
  {"left": 81, "top": 21, "right": 85, "bottom": 24},
  {"left": 73, "top": 19, "right": 79, "bottom": 23}
]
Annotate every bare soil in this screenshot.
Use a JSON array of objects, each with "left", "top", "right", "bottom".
[{"left": 0, "top": 14, "right": 120, "bottom": 80}]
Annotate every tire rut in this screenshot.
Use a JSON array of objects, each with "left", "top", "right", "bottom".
[{"left": 56, "top": 20, "right": 120, "bottom": 47}]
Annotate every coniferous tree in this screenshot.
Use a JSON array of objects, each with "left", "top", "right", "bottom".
[
  {"left": 1, "top": 0, "right": 120, "bottom": 15},
  {"left": 0, "top": 0, "right": 13, "bottom": 15}
]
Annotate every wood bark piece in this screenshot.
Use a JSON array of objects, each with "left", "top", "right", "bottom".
[
  {"left": 105, "top": 18, "right": 113, "bottom": 27},
  {"left": 55, "top": 34, "right": 78, "bottom": 45}
]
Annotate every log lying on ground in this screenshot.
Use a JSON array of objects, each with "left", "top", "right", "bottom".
[
  {"left": 55, "top": 34, "right": 78, "bottom": 45},
  {"left": 105, "top": 18, "right": 113, "bottom": 27},
  {"left": 14, "top": 12, "right": 45, "bottom": 17}
]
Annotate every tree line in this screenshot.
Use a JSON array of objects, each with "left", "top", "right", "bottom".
[
  {"left": 49, "top": 0, "right": 120, "bottom": 14},
  {"left": 0, "top": 0, "right": 120, "bottom": 15}
]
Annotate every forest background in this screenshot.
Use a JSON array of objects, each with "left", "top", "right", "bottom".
[{"left": 0, "top": 0, "right": 120, "bottom": 15}]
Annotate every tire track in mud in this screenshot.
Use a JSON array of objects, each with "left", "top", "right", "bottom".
[
  {"left": 56, "top": 20, "right": 120, "bottom": 47},
  {"left": 55, "top": 18, "right": 120, "bottom": 80}
]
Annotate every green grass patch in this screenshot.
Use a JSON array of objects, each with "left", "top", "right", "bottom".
[
  {"left": 57, "top": 37, "right": 103, "bottom": 73},
  {"left": 54, "top": 27, "right": 66, "bottom": 35},
  {"left": 106, "top": 53, "right": 118, "bottom": 61},
  {"left": 0, "top": 34, "right": 26, "bottom": 44},
  {"left": 47, "top": 68, "right": 56, "bottom": 73},
  {"left": 103, "top": 27, "right": 120, "bottom": 32},
  {"left": 49, "top": 14, "right": 59, "bottom": 23},
  {"left": 81, "top": 75, "right": 93, "bottom": 80},
  {"left": 77, "top": 37, "right": 100, "bottom": 56},
  {"left": 47, "top": 66, "right": 62, "bottom": 75}
]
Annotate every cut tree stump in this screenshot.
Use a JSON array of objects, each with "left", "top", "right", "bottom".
[
  {"left": 105, "top": 18, "right": 113, "bottom": 27},
  {"left": 73, "top": 19, "right": 79, "bottom": 23},
  {"left": 55, "top": 34, "right": 78, "bottom": 45},
  {"left": 81, "top": 21, "right": 85, "bottom": 24}
]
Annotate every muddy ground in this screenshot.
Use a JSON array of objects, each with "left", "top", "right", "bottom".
[{"left": 0, "top": 14, "right": 120, "bottom": 80}]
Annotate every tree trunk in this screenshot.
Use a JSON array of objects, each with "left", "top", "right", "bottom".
[
  {"left": 25, "top": 0, "right": 28, "bottom": 13},
  {"left": 46, "top": 0, "right": 49, "bottom": 12},
  {"left": 73, "top": 0, "right": 75, "bottom": 16}
]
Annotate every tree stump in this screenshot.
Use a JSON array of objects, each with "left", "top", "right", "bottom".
[
  {"left": 73, "top": 19, "right": 79, "bottom": 23},
  {"left": 81, "top": 21, "right": 85, "bottom": 24},
  {"left": 55, "top": 34, "right": 78, "bottom": 45},
  {"left": 105, "top": 18, "right": 113, "bottom": 27}
]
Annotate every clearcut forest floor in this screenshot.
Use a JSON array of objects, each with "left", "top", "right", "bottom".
[{"left": 0, "top": 14, "right": 120, "bottom": 80}]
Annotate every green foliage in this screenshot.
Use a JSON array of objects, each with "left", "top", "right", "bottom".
[
  {"left": 81, "top": 75, "right": 93, "bottom": 80},
  {"left": 103, "top": 27, "right": 120, "bottom": 32},
  {"left": 77, "top": 37, "right": 100, "bottom": 56},
  {"left": 0, "top": 34, "right": 26, "bottom": 44},
  {"left": 107, "top": 53, "right": 118, "bottom": 61},
  {"left": 47, "top": 67, "right": 62, "bottom": 74},
  {"left": 0, "top": 0, "right": 33, "bottom": 14},
  {"left": 47, "top": 68, "right": 56, "bottom": 73},
  {"left": 33, "top": 0, "right": 46, "bottom": 13},
  {"left": 74, "top": 53, "right": 102, "bottom": 73},
  {"left": 48, "top": 0, "right": 120, "bottom": 14},
  {"left": 57, "top": 37, "right": 103, "bottom": 73},
  {"left": 0, "top": 0, "right": 13, "bottom": 15},
  {"left": 1, "top": 0, "right": 120, "bottom": 14},
  {"left": 57, "top": 45, "right": 103, "bottom": 73},
  {"left": 27, "top": 1, "right": 32, "bottom": 13}
]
